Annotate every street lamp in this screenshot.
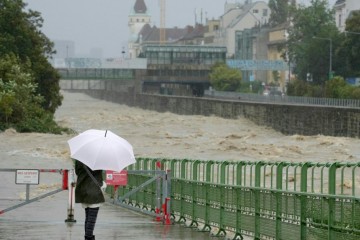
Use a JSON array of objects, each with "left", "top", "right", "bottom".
[{"left": 313, "top": 36, "right": 332, "bottom": 79}]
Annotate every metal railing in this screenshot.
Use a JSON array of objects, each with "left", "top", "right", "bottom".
[
  {"left": 0, "top": 169, "right": 76, "bottom": 222},
  {"left": 119, "top": 158, "right": 360, "bottom": 239},
  {"left": 109, "top": 169, "right": 172, "bottom": 224},
  {"left": 57, "top": 68, "right": 135, "bottom": 80},
  {"left": 204, "top": 90, "right": 360, "bottom": 108}
]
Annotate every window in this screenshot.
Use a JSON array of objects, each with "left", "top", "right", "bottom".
[
  {"left": 253, "top": 9, "right": 258, "bottom": 14},
  {"left": 263, "top": 9, "right": 268, "bottom": 17},
  {"left": 338, "top": 14, "right": 342, "bottom": 27}
]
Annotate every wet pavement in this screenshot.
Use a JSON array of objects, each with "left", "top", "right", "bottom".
[
  {"left": 0, "top": 190, "right": 215, "bottom": 240},
  {"left": 0, "top": 170, "right": 215, "bottom": 240}
]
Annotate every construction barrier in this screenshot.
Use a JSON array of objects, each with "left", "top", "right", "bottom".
[
  {"left": 120, "top": 158, "right": 360, "bottom": 240},
  {"left": 108, "top": 161, "right": 172, "bottom": 225},
  {"left": 0, "top": 168, "right": 76, "bottom": 223}
]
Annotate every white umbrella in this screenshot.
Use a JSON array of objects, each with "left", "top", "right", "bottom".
[{"left": 68, "top": 129, "right": 136, "bottom": 172}]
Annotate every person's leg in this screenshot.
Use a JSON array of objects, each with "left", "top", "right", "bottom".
[
  {"left": 84, "top": 207, "right": 89, "bottom": 233},
  {"left": 84, "top": 207, "right": 99, "bottom": 239}
]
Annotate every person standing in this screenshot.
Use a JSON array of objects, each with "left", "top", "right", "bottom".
[{"left": 74, "top": 160, "right": 106, "bottom": 240}]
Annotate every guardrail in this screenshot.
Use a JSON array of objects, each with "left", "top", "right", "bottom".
[
  {"left": 119, "top": 158, "right": 360, "bottom": 239},
  {"left": 204, "top": 90, "right": 360, "bottom": 108}
]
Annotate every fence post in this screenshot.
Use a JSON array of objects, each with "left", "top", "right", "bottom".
[
  {"left": 65, "top": 169, "right": 76, "bottom": 223},
  {"left": 206, "top": 160, "right": 214, "bottom": 183},
  {"left": 328, "top": 163, "right": 337, "bottom": 240},
  {"left": 234, "top": 161, "right": 245, "bottom": 239},
  {"left": 62, "top": 169, "right": 68, "bottom": 190},
  {"left": 300, "top": 162, "right": 309, "bottom": 240},
  {"left": 192, "top": 160, "right": 200, "bottom": 181},
  {"left": 220, "top": 161, "right": 228, "bottom": 184},
  {"left": 155, "top": 161, "right": 162, "bottom": 222},
  {"left": 254, "top": 162, "right": 263, "bottom": 240},
  {"left": 276, "top": 162, "right": 284, "bottom": 239},
  {"left": 163, "top": 170, "right": 172, "bottom": 225}
]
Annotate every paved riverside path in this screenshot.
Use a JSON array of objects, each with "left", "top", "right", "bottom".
[{"left": 0, "top": 189, "right": 212, "bottom": 240}]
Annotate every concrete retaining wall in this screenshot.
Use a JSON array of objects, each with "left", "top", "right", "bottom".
[{"left": 76, "top": 89, "right": 360, "bottom": 138}]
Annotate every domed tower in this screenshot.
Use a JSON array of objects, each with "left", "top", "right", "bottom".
[{"left": 128, "top": 0, "right": 151, "bottom": 58}]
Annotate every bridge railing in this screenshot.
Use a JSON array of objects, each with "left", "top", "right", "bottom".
[
  {"left": 119, "top": 158, "right": 360, "bottom": 239},
  {"left": 204, "top": 90, "right": 360, "bottom": 108},
  {"left": 57, "top": 68, "right": 135, "bottom": 80}
]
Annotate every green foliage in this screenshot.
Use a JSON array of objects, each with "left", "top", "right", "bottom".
[
  {"left": 0, "top": 0, "right": 66, "bottom": 133},
  {"left": 324, "top": 76, "right": 360, "bottom": 99},
  {"left": 287, "top": 77, "right": 360, "bottom": 99},
  {"left": 268, "top": 0, "right": 293, "bottom": 27},
  {"left": 351, "top": 88, "right": 360, "bottom": 99},
  {"left": 209, "top": 63, "right": 242, "bottom": 91},
  {"left": 287, "top": 79, "right": 308, "bottom": 96},
  {"left": 324, "top": 76, "right": 347, "bottom": 98},
  {"left": 0, "top": 54, "right": 67, "bottom": 133},
  {"left": 16, "top": 110, "right": 64, "bottom": 134},
  {"left": 0, "top": 0, "right": 62, "bottom": 113},
  {"left": 287, "top": 0, "right": 339, "bottom": 83},
  {"left": 335, "top": 10, "right": 360, "bottom": 78},
  {"left": 307, "top": 84, "right": 323, "bottom": 98},
  {"left": 239, "top": 81, "right": 264, "bottom": 93},
  {"left": 272, "top": 71, "right": 280, "bottom": 84}
]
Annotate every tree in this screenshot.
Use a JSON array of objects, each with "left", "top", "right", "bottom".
[
  {"left": 209, "top": 63, "right": 242, "bottom": 91},
  {"left": 0, "top": 54, "right": 64, "bottom": 132},
  {"left": 324, "top": 76, "right": 360, "bottom": 99},
  {"left": 0, "top": 0, "right": 62, "bottom": 113},
  {"left": 335, "top": 10, "right": 360, "bottom": 78},
  {"left": 268, "top": 0, "right": 295, "bottom": 26},
  {"left": 0, "top": 0, "right": 66, "bottom": 133},
  {"left": 287, "top": 0, "right": 339, "bottom": 84}
]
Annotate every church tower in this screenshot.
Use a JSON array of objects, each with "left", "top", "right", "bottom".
[{"left": 128, "top": 0, "right": 151, "bottom": 58}]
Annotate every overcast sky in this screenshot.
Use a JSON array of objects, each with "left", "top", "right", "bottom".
[{"left": 23, "top": 0, "right": 336, "bottom": 58}]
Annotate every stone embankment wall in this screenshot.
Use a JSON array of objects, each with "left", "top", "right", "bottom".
[{"left": 77, "top": 90, "right": 360, "bottom": 138}]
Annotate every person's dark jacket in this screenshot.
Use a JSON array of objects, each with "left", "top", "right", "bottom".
[{"left": 75, "top": 160, "right": 105, "bottom": 204}]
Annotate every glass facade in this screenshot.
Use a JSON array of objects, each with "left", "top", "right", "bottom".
[
  {"left": 235, "top": 29, "right": 259, "bottom": 82},
  {"left": 141, "top": 45, "right": 226, "bottom": 65},
  {"left": 235, "top": 29, "right": 258, "bottom": 60},
  {"left": 57, "top": 68, "right": 134, "bottom": 80}
]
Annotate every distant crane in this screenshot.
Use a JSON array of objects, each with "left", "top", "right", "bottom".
[{"left": 159, "top": 0, "right": 166, "bottom": 44}]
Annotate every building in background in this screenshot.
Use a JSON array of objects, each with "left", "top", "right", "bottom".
[
  {"left": 203, "top": 19, "right": 220, "bottom": 44},
  {"left": 334, "top": 0, "right": 360, "bottom": 31},
  {"left": 266, "top": 23, "right": 289, "bottom": 91},
  {"left": 140, "top": 44, "right": 226, "bottom": 96},
  {"left": 213, "top": 0, "right": 271, "bottom": 58},
  {"left": 128, "top": 0, "right": 151, "bottom": 58}
]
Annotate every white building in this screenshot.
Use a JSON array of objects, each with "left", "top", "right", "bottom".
[
  {"left": 128, "top": 0, "right": 151, "bottom": 58},
  {"left": 334, "top": 0, "right": 360, "bottom": 32},
  {"left": 213, "top": 0, "right": 271, "bottom": 58}
]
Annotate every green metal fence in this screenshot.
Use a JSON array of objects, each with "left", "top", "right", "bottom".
[{"left": 116, "top": 158, "right": 360, "bottom": 239}]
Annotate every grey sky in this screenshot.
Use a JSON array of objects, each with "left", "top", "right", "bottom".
[{"left": 23, "top": 0, "right": 336, "bottom": 58}]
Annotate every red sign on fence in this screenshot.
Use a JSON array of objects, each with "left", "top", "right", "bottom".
[{"left": 105, "top": 170, "right": 128, "bottom": 186}]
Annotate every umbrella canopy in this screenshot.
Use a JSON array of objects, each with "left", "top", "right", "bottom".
[{"left": 68, "top": 129, "right": 136, "bottom": 172}]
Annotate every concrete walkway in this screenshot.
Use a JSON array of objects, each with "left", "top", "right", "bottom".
[{"left": 0, "top": 189, "right": 213, "bottom": 240}]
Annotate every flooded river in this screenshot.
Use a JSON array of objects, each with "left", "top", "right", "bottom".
[{"left": 1, "top": 91, "right": 360, "bottom": 170}]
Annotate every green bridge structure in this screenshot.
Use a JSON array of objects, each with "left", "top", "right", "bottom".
[{"left": 107, "top": 158, "right": 360, "bottom": 240}]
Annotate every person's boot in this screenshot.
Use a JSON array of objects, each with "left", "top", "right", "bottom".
[{"left": 84, "top": 235, "right": 95, "bottom": 240}]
